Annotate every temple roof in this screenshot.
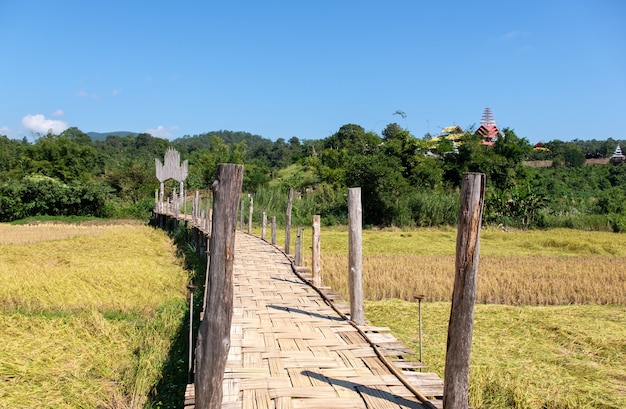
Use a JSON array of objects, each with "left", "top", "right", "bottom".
[{"left": 475, "top": 124, "right": 499, "bottom": 145}]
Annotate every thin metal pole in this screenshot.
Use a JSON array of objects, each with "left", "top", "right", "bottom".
[
  {"left": 415, "top": 294, "right": 425, "bottom": 372},
  {"left": 419, "top": 297, "right": 423, "bottom": 371}
]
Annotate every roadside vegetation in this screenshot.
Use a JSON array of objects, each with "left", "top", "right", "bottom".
[
  {"left": 4, "top": 126, "right": 626, "bottom": 232},
  {"left": 0, "top": 223, "right": 190, "bottom": 409}
]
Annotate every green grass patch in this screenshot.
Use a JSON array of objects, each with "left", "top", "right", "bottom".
[
  {"left": 269, "top": 163, "right": 317, "bottom": 188},
  {"left": 366, "top": 299, "right": 626, "bottom": 409},
  {"left": 9, "top": 215, "right": 104, "bottom": 225}
]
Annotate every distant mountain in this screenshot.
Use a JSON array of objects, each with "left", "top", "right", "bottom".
[{"left": 87, "top": 131, "right": 138, "bottom": 141}]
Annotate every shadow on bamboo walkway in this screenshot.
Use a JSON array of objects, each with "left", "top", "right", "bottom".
[{"left": 184, "top": 231, "right": 443, "bottom": 409}]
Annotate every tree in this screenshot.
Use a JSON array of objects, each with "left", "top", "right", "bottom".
[
  {"left": 60, "top": 127, "right": 93, "bottom": 145},
  {"left": 562, "top": 144, "right": 586, "bottom": 167},
  {"left": 344, "top": 153, "right": 412, "bottom": 226},
  {"left": 493, "top": 128, "right": 532, "bottom": 166},
  {"left": 324, "top": 124, "right": 381, "bottom": 155},
  {"left": 24, "top": 134, "right": 100, "bottom": 181},
  {"left": 102, "top": 158, "right": 155, "bottom": 204}
]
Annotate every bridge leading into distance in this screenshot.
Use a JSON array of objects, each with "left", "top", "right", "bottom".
[{"left": 177, "top": 227, "right": 443, "bottom": 409}]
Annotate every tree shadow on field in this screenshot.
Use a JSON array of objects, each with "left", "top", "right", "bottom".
[{"left": 146, "top": 219, "right": 206, "bottom": 408}]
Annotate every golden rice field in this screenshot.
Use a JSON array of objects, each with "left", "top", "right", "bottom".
[
  {"left": 260, "top": 225, "right": 626, "bottom": 408},
  {"left": 0, "top": 223, "right": 189, "bottom": 409},
  {"left": 286, "top": 226, "right": 626, "bottom": 305}
]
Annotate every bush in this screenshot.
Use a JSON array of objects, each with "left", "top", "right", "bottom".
[{"left": 0, "top": 176, "right": 111, "bottom": 222}]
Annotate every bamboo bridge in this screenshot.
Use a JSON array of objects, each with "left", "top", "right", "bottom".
[
  {"left": 155, "top": 207, "right": 444, "bottom": 409},
  {"left": 153, "top": 155, "right": 486, "bottom": 409}
]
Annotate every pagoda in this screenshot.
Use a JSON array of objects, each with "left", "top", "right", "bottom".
[
  {"left": 475, "top": 107, "right": 500, "bottom": 146},
  {"left": 610, "top": 145, "right": 625, "bottom": 164}
]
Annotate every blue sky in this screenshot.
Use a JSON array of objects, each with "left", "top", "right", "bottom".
[{"left": 1, "top": 1, "right": 624, "bottom": 144}]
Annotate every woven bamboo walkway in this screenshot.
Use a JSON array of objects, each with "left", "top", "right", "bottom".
[{"left": 185, "top": 232, "right": 443, "bottom": 409}]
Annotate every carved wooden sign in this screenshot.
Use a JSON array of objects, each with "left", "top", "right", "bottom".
[
  {"left": 155, "top": 148, "right": 189, "bottom": 210},
  {"left": 155, "top": 147, "right": 188, "bottom": 183}
]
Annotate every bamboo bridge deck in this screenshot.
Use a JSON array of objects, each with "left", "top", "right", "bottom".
[{"left": 184, "top": 231, "right": 443, "bottom": 409}]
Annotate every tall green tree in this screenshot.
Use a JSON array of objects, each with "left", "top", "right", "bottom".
[{"left": 324, "top": 124, "right": 381, "bottom": 155}]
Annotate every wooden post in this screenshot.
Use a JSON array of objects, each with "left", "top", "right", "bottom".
[
  {"left": 311, "top": 215, "right": 321, "bottom": 287},
  {"left": 262, "top": 210, "right": 267, "bottom": 241},
  {"left": 195, "top": 164, "right": 243, "bottom": 409},
  {"left": 172, "top": 188, "right": 177, "bottom": 217},
  {"left": 414, "top": 294, "right": 426, "bottom": 369},
  {"left": 205, "top": 197, "right": 211, "bottom": 232},
  {"left": 443, "top": 172, "right": 486, "bottom": 409},
  {"left": 159, "top": 182, "right": 165, "bottom": 210},
  {"left": 194, "top": 190, "right": 200, "bottom": 225},
  {"left": 285, "top": 188, "right": 293, "bottom": 254},
  {"left": 181, "top": 180, "right": 186, "bottom": 216},
  {"left": 248, "top": 195, "right": 253, "bottom": 234},
  {"left": 295, "top": 227, "right": 302, "bottom": 266},
  {"left": 271, "top": 216, "right": 277, "bottom": 245},
  {"left": 240, "top": 199, "right": 244, "bottom": 231},
  {"left": 208, "top": 207, "right": 213, "bottom": 236},
  {"left": 348, "top": 188, "right": 365, "bottom": 325}
]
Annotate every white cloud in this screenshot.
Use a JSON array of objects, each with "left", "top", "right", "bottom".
[
  {"left": 500, "top": 31, "right": 530, "bottom": 41},
  {"left": 145, "top": 125, "right": 179, "bottom": 139},
  {"left": 52, "top": 109, "right": 64, "bottom": 117},
  {"left": 0, "top": 126, "right": 14, "bottom": 137},
  {"left": 22, "top": 114, "right": 69, "bottom": 135},
  {"left": 76, "top": 88, "right": 99, "bottom": 99},
  {"left": 111, "top": 89, "right": 122, "bottom": 96}
]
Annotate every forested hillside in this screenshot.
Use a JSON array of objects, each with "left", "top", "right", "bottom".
[{"left": 2, "top": 125, "right": 626, "bottom": 231}]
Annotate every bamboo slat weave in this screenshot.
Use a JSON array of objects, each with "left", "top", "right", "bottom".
[{"left": 186, "top": 232, "right": 443, "bottom": 409}]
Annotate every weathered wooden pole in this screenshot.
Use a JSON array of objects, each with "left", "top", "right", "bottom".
[
  {"left": 194, "top": 190, "right": 200, "bottom": 225},
  {"left": 180, "top": 180, "right": 186, "bottom": 215},
  {"left": 443, "top": 172, "right": 486, "bottom": 409},
  {"left": 271, "top": 216, "right": 277, "bottom": 245},
  {"left": 285, "top": 188, "right": 294, "bottom": 254},
  {"left": 205, "top": 198, "right": 211, "bottom": 233},
  {"left": 187, "top": 284, "right": 197, "bottom": 383},
  {"left": 311, "top": 215, "right": 321, "bottom": 287},
  {"left": 348, "top": 188, "right": 365, "bottom": 325},
  {"left": 295, "top": 227, "right": 303, "bottom": 266},
  {"left": 159, "top": 182, "right": 165, "bottom": 210},
  {"left": 239, "top": 199, "right": 244, "bottom": 231},
  {"left": 262, "top": 210, "right": 267, "bottom": 241},
  {"left": 247, "top": 195, "right": 254, "bottom": 234},
  {"left": 195, "top": 164, "right": 243, "bottom": 409},
  {"left": 208, "top": 207, "right": 213, "bottom": 236},
  {"left": 172, "top": 191, "right": 176, "bottom": 216}
]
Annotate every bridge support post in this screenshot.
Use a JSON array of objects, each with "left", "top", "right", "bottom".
[
  {"left": 262, "top": 210, "right": 267, "bottom": 241},
  {"left": 271, "top": 216, "right": 277, "bottom": 245},
  {"left": 443, "top": 172, "right": 485, "bottom": 409},
  {"left": 348, "top": 188, "right": 365, "bottom": 325},
  {"left": 295, "top": 227, "right": 303, "bottom": 266},
  {"left": 239, "top": 199, "right": 244, "bottom": 231},
  {"left": 285, "top": 188, "right": 293, "bottom": 255},
  {"left": 195, "top": 164, "right": 243, "bottom": 409},
  {"left": 311, "top": 215, "right": 321, "bottom": 287},
  {"left": 248, "top": 195, "right": 254, "bottom": 234}
]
